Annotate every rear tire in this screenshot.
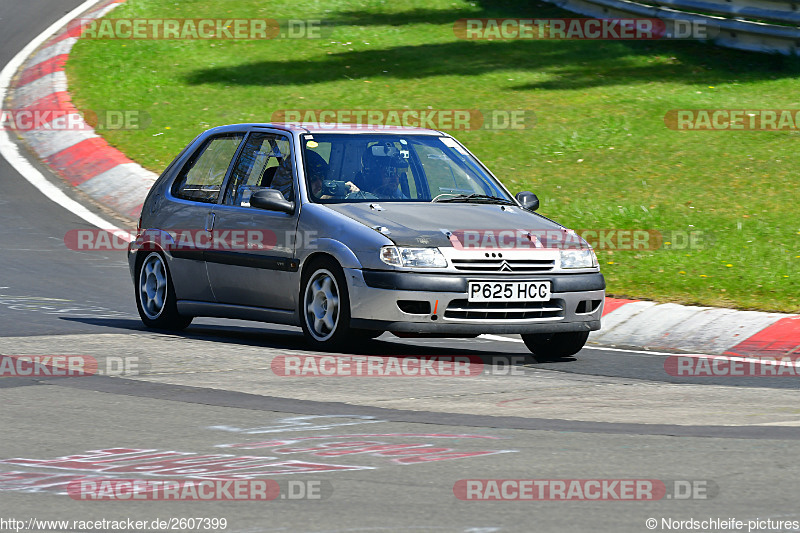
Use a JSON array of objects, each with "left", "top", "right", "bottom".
[
  {"left": 300, "top": 257, "right": 352, "bottom": 350},
  {"left": 135, "top": 251, "right": 192, "bottom": 330},
  {"left": 522, "top": 331, "right": 589, "bottom": 361}
]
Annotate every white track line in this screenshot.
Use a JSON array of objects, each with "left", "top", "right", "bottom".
[
  {"left": 478, "top": 334, "right": 525, "bottom": 343},
  {"left": 479, "top": 334, "right": 799, "bottom": 367},
  {"left": 0, "top": 0, "right": 132, "bottom": 242},
  {"left": 480, "top": 333, "right": 684, "bottom": 356}
]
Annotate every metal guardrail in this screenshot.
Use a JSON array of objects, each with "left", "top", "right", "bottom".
[{"left": 548, "top": 0, "right": 800, "bottom": 54}]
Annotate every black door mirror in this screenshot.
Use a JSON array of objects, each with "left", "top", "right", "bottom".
[
  {"left": 515, "top": 191, "right": 539, "bottom": 211},
  {"left": 250, "top": 189, "right": 294, "bottom": 214}
]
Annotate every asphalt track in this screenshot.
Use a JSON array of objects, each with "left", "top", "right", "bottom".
[{"left": 1, "top": 2, "right": 800, "bottom": 532}]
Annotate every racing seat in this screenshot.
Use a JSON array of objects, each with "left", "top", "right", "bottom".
[{"left": 352, "top": 145, "right": 382, "bottom": 193}]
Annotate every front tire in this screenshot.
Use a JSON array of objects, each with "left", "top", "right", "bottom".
[
  {"left": 300, "top": 258, "right": 352, "bottom": 349},
  {"left": 135, "top": 251, "right": 192, "bottom": 330},
  {"left": 522, "top": 331, "right": 589, "bottom": 361}
]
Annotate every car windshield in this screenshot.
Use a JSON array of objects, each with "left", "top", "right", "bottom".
[{"left": 301, "top": 133, "right": 513, "bottom": 203}]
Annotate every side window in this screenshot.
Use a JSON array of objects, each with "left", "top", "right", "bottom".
[
  {"left": 225, "top": 132, "right": 294, "bottom": 206},
  {"left": 172, "top": 133, "right": 244, "bottom": 203}
]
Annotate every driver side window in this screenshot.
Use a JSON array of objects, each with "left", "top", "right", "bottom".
[{"left": 224, "top": 132, "right": 294, "bottom": 207}]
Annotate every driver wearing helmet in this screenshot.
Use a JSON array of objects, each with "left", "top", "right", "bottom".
[{"left": 372, "top": 154, "right": 409, "bottom": 200}]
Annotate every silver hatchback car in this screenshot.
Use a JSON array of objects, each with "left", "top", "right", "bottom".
[{"left": 129, "top": 123, "right": 604, "bottom": 358}]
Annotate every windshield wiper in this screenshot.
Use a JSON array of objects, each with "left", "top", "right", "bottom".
[{"left": 433, "top": 193, "right": 516, "bottom": 205}]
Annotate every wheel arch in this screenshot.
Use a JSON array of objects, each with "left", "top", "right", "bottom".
[
  {"left": 132, "top": 229, "right": 180, "bottom": 263},
  {"left": 299, "top": 238, "right": 362, "bottom": 270},
  {"left": 299, "top": 251, "right": 346, "bottom": 282}
]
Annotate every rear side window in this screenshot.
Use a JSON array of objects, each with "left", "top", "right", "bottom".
[{"left": 172, "top": 133, "right": 245, "bottom": 203}]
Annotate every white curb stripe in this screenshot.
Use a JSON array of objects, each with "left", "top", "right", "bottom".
[
  {"left": 653, "top": 307, "right": 775, "bottom": 353},
  {"left": 11, "top": 71, "right": 69, "bottom": 109},
  {"left": 486, "top": 299, "right": 789, "bottom": 356},
  {"left": 78, "top": 163, "right": 157, "bottom": 213},
  {"left": 591, "top": 302, "right": 786, "bottom": 354},
  {"left": 19, "top": 111, "right": 87, "bottom": 129},
  {"left": 85, "top": 1, "right": 122, "bottom": 19},
  {"left": 25, "top": 38, "right": 78, "bottom": 69},
  {"left": 592, "top": 302, "right": 706, "bottom": 350},
  {"left": 0, "top": 0, "right": 130, "bottom": 237},
  {"left": 588, "top": 300, "right": 656, "bottom": 342},
  {"left": 481, "top": 333, "right": 800, "bottom": 361},
  {"left": 20, "top": 127, "right": 98, "bottom": 159}
]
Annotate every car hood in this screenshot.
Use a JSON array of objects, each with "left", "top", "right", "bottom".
[{"left": 324, "top": 202, "right": 568, "bottom": 248}]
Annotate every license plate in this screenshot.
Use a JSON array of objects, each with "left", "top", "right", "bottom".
[{"left": 468, "top": 281, "right": 551, "bottom": 302}]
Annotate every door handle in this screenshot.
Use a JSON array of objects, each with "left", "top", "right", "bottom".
[{"left": 205, "top": 212, "right": 216, "bottom": 232}]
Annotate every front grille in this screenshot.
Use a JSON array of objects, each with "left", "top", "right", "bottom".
[
  {"left": 451, "top": 258, "right": 554, "bottom": 273},
  {"left": 444, "top": 299, "right": 564, "bottom": 321}
]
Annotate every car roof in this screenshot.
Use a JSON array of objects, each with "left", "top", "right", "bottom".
[{"left": 208, "top": 123, "right": 447, "bottom": 136}]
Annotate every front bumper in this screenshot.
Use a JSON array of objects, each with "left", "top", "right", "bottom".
[{"left": 345, "top": 269, "right": 604, "bottom": 334}]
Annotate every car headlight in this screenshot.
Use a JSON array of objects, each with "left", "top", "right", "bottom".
[
  {"left": 380, "top": 246, "right": 447, "bottom": 268},
  {"left": 560, "top": 248, "right": 598, "bottom": 269}
]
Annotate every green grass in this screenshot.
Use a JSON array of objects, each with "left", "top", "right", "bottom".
[{"left": 66, "top": 0, "right": 800, "bottom": 312}]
